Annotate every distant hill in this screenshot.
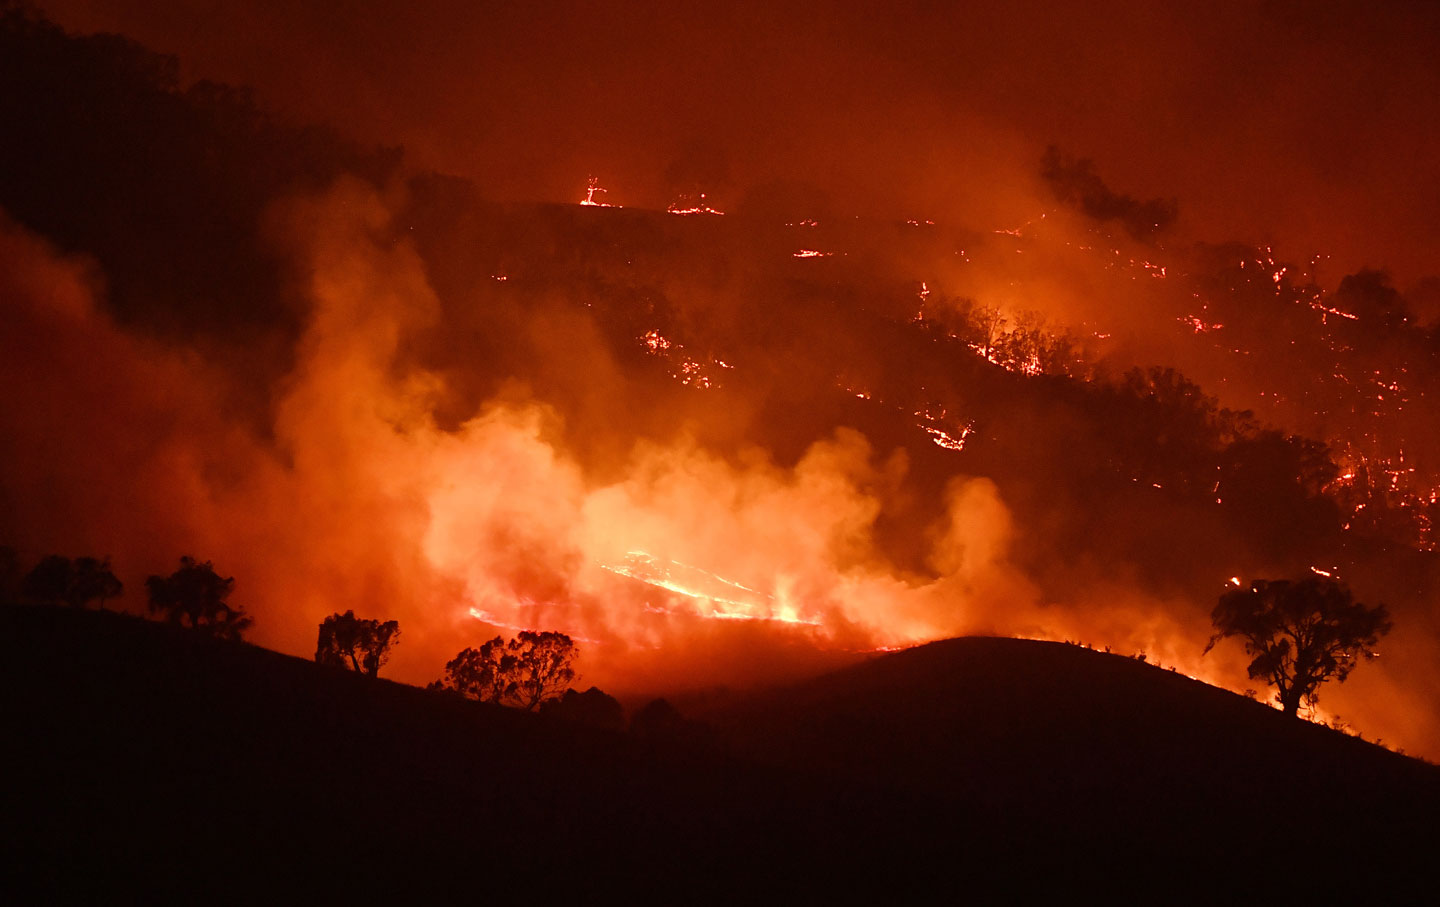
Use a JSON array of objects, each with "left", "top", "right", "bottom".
[{"left": 6, "top": 606, "right": 1437, "bottom": 900}]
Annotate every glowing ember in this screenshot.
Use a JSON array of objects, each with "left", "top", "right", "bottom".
[
  {"left": 580, "top": 176, "right": 620, "bottom": 207},
  {"left": 923, "top": 424, "right": 973, "bottom": 451},
  {"left": 1178, "top": 314, "right": 1223, "bottom": 333},
  {"left": 793, "top": 249, "right": 836, "bottom": 258},
  {"left": 639, "top": 328, "right": 731, "bottom": 388},
  {"left": 1310, "top": 299, "right": 1359, "bottom": 323},
  {"left": 666, "top": 193, "right": 725, "bottom": 216},
  {"left": 641, "top": 329, "right": 673, "bottom": 353}
]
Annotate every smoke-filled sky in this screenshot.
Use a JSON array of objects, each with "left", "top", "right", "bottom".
[
  {"left": 6, "top": 1, "right": 1440, "bottom": 758},
  {"left": 38, "top": 0, "right": 1440, "bottom": 285}
]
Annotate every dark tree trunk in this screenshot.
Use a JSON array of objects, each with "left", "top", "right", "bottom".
[{"left": 1280, "top": 686, "right": 1303, "bottom": 716}]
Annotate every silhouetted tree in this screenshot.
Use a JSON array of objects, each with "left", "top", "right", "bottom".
[
  {"left": 315, "top": 610, "right": 400, "bottom": 677},
  {"left": 22, "top": 554, "right": 123, "bottom": 609},
  {"left": 437, "top": 631, "right": 577, "bottom": 710},
  {"left": 1216, "top": 432, "right": 1342, "bottom": 558},
  {"left": 540, "top": 686, "right": 625, "bottom": 730},
  {"left": 439, "top": 638, "right": 510, "bottom": 703},
  {"left": 629, "top": 698, "right": 712, "bottom": 750},
  {"left": 20, "top": 554, "right": 68, "bottom": 606},
  {"left": 145, "top": 556, "right": 251, "bottom": 640},
  {"left": 630, "top": 697, "right": 686, "bottom": 739},
  {"left": 1204, "top": 577, "right": 1391, "bottom": 717}
]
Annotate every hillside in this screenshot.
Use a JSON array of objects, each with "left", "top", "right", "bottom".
[
  {"left": 711, "top": 637, "right": 1440, "bottom": 867},
  {"left": 5, "top": 5, "right": 1440, "bottom": 758},
  {"left": 6, "top": 605, "right": 1438, "bottom": 900}
]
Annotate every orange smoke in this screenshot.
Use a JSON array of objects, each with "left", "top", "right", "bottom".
[
  {"left": 1, "top": 182, "right": 1434, "bottom": 758},
  {"left": 0, "top": 185, "right": 1033, "bottom": 690}
]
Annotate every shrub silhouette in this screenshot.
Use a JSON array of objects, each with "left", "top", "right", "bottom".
[
  {"left": 145, "top": 556, "right": 251, "bottom": 640},
  {"left": 1205, "top": 577, "right": 1391, "bottom": 716},
  {"left": 22, "top": 554, "right": 123, "bottom": 610},
  {"left": 315, "top": 610, "right": 400, "bottom": 677},
  {"left": 540, "top": 686, "right": 625, "bottom": 730},
  {"left": 630, "top": 698, "right": 690, "bottom": 741},
  {"left": 437, "top": 631, "right": 577, "bottom": 710}
]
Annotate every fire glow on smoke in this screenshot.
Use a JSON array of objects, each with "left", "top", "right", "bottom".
[{"left": 3, "top": 170, "right": 1437, "bottom": 753}]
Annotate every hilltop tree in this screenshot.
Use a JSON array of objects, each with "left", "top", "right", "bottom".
[
  {"left": 437, "top": 631, "right": 577, "bottom": 711},
  {"left": 540, "top": 686, "right": 625, "bottom": 730},
  {"left": 22, "top": 555, "right": 123, "bottom": 610},
  {"left": 315, "top": 610, "right": 400, "bottom": 677},
  {"left": 145, "top": 556, "right": 251, "bottom": 640},
  {"left": 1204, "top": 577, "right": 1391, "bottom": 717}
]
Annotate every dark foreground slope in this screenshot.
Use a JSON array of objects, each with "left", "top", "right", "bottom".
[
  {"left": 6, "top": 607, "right": 1438, "bottom": 901},
  {"left": 712, "top": 637, "right": 1440, "bottom": 883}
]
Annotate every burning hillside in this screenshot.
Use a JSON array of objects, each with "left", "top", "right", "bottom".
[{"left": 3, "top": 4, "right": 1440, "bottom": 760}]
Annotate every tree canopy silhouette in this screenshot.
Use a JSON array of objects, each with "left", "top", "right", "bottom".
[
  {"left": 437, "top": 631, "right": 577, "bottom": 710},
  {"left": 540, "top": 686, "right": 625, "bottom": 730},
  {"left": 1204, "top": 577, "right": 1391, "bottom": 717},
  {"left": 22, "top": 554, "right": 123, "bottom": 610},
  {"left": 145, "top": 556, "right": 251, "bottom": 640},
  {"left": 315, "top": 610, "right": 400, "bottom": 677}
]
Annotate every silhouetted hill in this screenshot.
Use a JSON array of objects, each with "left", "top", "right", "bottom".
[
  {"left": 713, "top": 636, "right": 1440, "bottom": 898},
  {"left": 0, "top": 4, "right": 399, "bottom": 399},
  {"left": 6, "top": 606, "right": 1438, "bottom": 900},
  {"left": 714, "top": 636, "right": 1438, "bottom": 800}
]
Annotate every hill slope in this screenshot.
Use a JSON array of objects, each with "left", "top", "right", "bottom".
[
  {"left": 6, "top": 606, "right": 1438, "bottom": 900},
  {"left": 715, "top": 635, "right": 1434, "bottom": 796}
]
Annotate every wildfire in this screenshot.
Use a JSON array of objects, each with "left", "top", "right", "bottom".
[
  {"left": 793, "top": 249, "right": 836, "bottom": 258},
  {"left": 641, "top": 329, "right": 672, "bottom": 353},
  {"left": 599, "top": 551, "right": 820, "bottom": 626},
  {"left": 639, "top": 328, "right": 731, "bottom": 388},
  {"left": 666, "top": 193, "right": 725, "bottom": 216},
  {"left": 580, "top": 176, "right": 620, "bottom": 207},
  {"left": 922, "top": 424, "right": 973, "bottom": 451},
  {"left": 1178, "top": 314, "right": 1223, "bottom": 333},
  {"left": 1309, "top": 298, "right": 1359, "bottom": 323}
]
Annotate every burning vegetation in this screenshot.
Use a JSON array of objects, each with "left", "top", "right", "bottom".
[{"left": 2, "top": 5, "right": 1440, "bottom": 761}]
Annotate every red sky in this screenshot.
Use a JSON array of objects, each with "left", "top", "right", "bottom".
[{"left": 37, "top": 0, "right": 1440, "bottom": 286}]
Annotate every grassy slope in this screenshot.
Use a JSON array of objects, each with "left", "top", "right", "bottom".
[{"left": 6, "top": 606, "right": 1437, "bottom": 901}]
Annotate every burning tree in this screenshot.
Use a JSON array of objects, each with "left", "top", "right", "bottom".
[
  {"left": 315, "top": 610, "right": 400, "bottom": 677},
  {"left": 1204, "top": 577, "right": 1391, "bottom": 717},
  {"left": 436, "top": 631, "right": 577, "bottom": 711},
  {"left": 145, "top": 556, "right": 251, "bottom": 640}
]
